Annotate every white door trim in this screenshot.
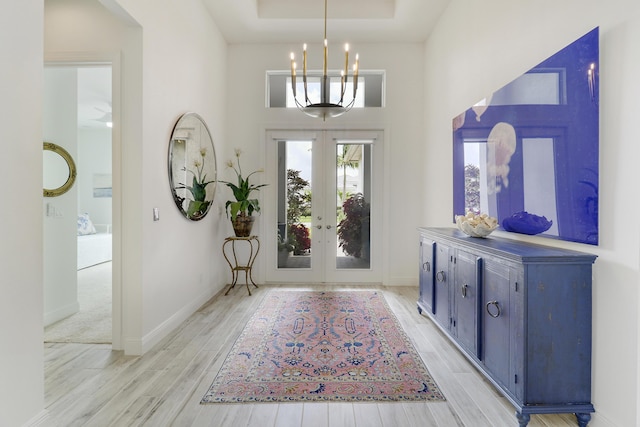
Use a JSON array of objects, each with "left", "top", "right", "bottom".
[
  {"left": 44, "top": 51, "right": 122, "bottom": 349},
  {"left": 264, "top": 129, "right": 384, "bottom": 284}
]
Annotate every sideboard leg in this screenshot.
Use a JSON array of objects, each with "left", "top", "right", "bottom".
[
  {"left": 516, "top": 412, "right": 530, "bottom": 427},
  {"left": 575, "top": 413, "right": 591, "bottom": 427}
]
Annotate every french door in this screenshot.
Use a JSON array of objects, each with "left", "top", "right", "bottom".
[{"left": 264, "top": 130, "right": 383, "bottom": 283}]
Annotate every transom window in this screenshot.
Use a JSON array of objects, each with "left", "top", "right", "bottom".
[{"left": 267, "top": 71, "right": 385, "bottom": 109}]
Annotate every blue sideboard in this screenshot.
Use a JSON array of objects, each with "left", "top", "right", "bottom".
[{"left": 417, "top": 227, "right": 596, "bottom": 427}]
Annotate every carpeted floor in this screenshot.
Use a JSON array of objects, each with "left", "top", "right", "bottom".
[
  {"left": 201, "top": 289, "right": 445, "bottom": 404},
  {"left": 44, "top": 261, "right": 112, "bottom": 344}
]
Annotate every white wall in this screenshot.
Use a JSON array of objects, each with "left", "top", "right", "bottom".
[
  {"left": 43, "top": 67, "right": 80, "bottom": 326},
  {"left": 111, "top": 0, "right": 229, "bottom": 353},
  {"left": 45, "top": 0, "right": 143, "bottom": 352},
  {"left": 0, "top": 1, "right": 45, "bottom": 425},
  {"left": 226, "top": 42, "right": 425, "bottom": 285},
  {"left": 423, "top": 1, "right": 640, "bottom": 426},
  {"left": 46, "top": 0, "right": 230, "bottom": 355}
]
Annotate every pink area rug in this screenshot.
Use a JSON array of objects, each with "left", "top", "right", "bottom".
[{"left": 201, "top": 290, "right": 445, "bottom": 403}]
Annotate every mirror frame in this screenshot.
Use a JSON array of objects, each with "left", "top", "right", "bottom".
[
  {"left": 43, "top": 141, "right": 77, "bottom": 197},
  {"left": 168, "top": 112, "right": 217, "bottom": 221}
]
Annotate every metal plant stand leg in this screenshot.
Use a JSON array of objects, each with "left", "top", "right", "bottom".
[{"left": 222, "top": 236, "right": 260, "bottom": 295}]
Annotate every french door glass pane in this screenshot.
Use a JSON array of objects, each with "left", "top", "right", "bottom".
[
  {"left": 335, "top": 143, "right": 370, "bottom": 269},
  {"left": 276, "top": 140, "right": 312, "bottom": 269}
]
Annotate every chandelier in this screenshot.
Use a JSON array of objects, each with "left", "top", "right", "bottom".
[{"left": 289, "top": 0, "right": 360, "bottom": 120}]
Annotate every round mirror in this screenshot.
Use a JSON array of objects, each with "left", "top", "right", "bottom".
[
  {"left": 168, "top": 112, "right": 217, "bottom": 220},
  {"left": 43, "top": 142, "right": 77, "bottom": 197}
]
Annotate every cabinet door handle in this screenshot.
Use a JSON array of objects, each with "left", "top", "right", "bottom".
[
  {"left": 422, "top": 261, "right": 431, "bottom": 272},
  {"left": 486, "top": 300, "right": 501, "bottom": 318},
  {"left": 461, "top": 284, "right": 468, "bottom": 298},
  {"left": 436, "top": 271, "right": 446, "bottom": 282}
]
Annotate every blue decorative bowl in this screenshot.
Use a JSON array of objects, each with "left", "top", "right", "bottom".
[{"left": 502, "top": 211, "right": 553, "bottom": 235}]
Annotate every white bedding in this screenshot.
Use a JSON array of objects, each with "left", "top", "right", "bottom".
[{"left": 77, "top": 232, "right": 112, "bottom": 270}]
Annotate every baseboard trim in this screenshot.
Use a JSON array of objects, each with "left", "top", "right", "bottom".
[
  {"left": 385, "top": 277, "right": 417, "bottom": 286},
  {"left": 22, "top": 410, "right": 49, "bottom": 427},
  {"left": 43, "top": 301, "right": 80, "bottom": 327},
  {"left": 592, "top": 410, "right": 622, "bottom": 427},
  {"left": 123, "top": 286, "right": 220, "bottom": 356}
]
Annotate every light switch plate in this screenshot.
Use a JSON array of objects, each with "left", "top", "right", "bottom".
[{"left": 153, "top": 207, "right": 159, "bottom": 221}]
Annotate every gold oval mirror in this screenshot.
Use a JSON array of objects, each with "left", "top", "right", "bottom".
[{"left": 43, "top": 142, "right": 77, "bottom": 197}]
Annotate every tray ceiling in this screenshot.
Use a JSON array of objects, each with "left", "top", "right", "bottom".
[{"left": 202, "top": 0, "right": 450, "bottom": 43}]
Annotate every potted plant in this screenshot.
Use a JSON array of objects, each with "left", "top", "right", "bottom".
[
  {"left": 288, "top": 223, "right": 311, "bottom": 255},
  {"left": 337, "top": 193, "right": 370, "bottom": 258},
  {"left": 283, "top": 169, "right": 312, "bottom": 255},
  {"left": 176, "top": 147, "right": 216, "bottom": 220},
  {"left": 219, "top": 149, "right": 268, "bottom": 237},
  {"left": 277, "top": 231, "right": 295, "bottom": 267}
]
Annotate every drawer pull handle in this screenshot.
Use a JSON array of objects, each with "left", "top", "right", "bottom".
[
  {"left": 486, "top": 300, "right": 501, "bottom": 318},
  {"left": 422, "top": 261, "right": 431, "bottom": 272},
  {"left": 461, "top": 284, "right": 468, "bottom": 298},
  {"left": 436, "top": 271, "right": 446, "bottom": 282}
]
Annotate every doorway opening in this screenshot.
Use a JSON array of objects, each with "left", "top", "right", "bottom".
[
  {"left": 265, "top": 130, "right": 383, "bottom": 284},
  {"left": 43, "top": 64, "right": 114, "bottom": 344}
]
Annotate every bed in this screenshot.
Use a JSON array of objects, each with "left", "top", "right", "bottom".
[{"left": 77, "top": 213, "right": 112, "bottom": 270}]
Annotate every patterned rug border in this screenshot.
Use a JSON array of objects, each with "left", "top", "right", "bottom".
[{"left": 201, "top": 289, "right": 445, "bottom": 404}]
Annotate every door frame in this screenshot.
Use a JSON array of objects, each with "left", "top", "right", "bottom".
[
  {"left": 263, "top": 129, "right": 384, "bottom": 284},
  {"left": 45, "top": 52, "right": 122, "bottom": 349}
]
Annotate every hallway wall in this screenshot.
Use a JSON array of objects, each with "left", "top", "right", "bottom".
[
  {"left": 423, "top": 1, "right": 640, "bottom": 426},
  {"left": 45, "top": 0, "right": 142, "bottom": 352},
  {"left": 0, "top": 2, "right": 45, "bottom": 426},
  {"left": 45, "top": 0, "right": 229, "bottom": 355},
  {"left": 108, "top": 0, "right": 230, "bottom": 354}
]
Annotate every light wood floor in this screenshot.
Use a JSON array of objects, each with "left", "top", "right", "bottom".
[{"left": 44, "top": 284, "right": 579, "bottom": 427}]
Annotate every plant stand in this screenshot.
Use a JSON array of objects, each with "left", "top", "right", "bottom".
[{"left": 222, "top": 236, "right": 260, "bottom": 295}]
